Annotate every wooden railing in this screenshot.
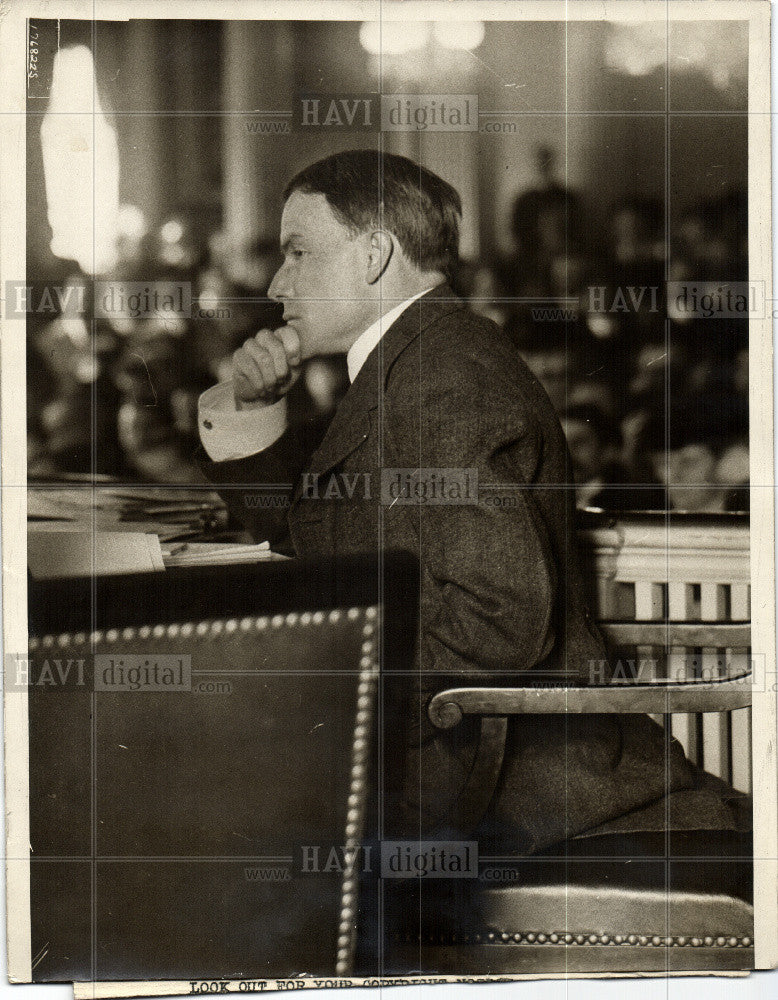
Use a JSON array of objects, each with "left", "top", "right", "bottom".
[{"left": 578, "top": 511, "right": 752, "bottom": 793}]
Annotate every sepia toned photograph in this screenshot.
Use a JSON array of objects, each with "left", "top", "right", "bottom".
[{"left": 1, "top": 0, "right": 776, "bottom": 994}]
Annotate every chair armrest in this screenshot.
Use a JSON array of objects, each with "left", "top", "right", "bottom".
[
  {"left": 600, "top": 621, "right": 750, "bottom": 647},
  {"left": 428, "top": 677, "right": 753, "bottom": 730}
]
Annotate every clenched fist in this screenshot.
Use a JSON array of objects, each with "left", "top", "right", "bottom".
[{"left": 232, "top": 326, "right": 302, "bottom": 409}]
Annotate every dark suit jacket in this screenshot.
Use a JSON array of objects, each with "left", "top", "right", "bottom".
[{"left": 200, "top": 284, "right": 693, "bottom": 852}]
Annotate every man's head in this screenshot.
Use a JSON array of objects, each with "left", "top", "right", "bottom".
[{"left": 267, "top": 150, "right": 461, "bottom": 357}]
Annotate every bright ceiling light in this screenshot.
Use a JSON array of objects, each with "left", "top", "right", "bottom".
[
  {"left": 433, "top": 21, "right": 485, "bottom": 51},
  {"left": 359, "top": 21, "right": 430, "bottom": 56}
]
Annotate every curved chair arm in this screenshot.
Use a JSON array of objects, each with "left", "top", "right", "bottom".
[
  {"left": 428, "top": 676, "right": 753, "bottom": 730},
  {"left": 434, "top": 716, "right": 509, "bottom": 835}
]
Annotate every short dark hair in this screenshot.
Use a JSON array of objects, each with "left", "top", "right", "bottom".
[{"left": 283, "top": 149, "right": 462, "bottom": 273}]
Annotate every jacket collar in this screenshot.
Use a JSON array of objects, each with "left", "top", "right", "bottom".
[
  {"left": 365, "top": 281, "right": 464, "bottom": 393},
  {"left": 303, "top": 282, "right": 464, "bottom": 479}
]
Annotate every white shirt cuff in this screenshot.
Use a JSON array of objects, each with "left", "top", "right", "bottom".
[{"left": 198, "top": 381, "right": 288, "bottom": 462}]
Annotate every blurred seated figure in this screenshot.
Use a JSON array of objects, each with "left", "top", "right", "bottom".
[
  {"left": 561, "top": 403, "right": 662, "bottom": 511},
  {"left": 643, "top": 399, "right": 749, "bottom": 513},
  {"left": 672, "top": 188, "right": 747, "bottom": 283},
  {"left": 28, "top": 277, "right": 125, "bottom": 477},
  {"left": 566, "top": 377, "right": 619, "bottom": 422},
  {"left": 114, "top": 332, "right": 208, "bottom": 483},
  {"left": 578, "top": 198, "right": 665, "bottom": 416},
  {"left": 506, "top": 144, "right": 588, "bottom": 315},
  {"left": 510, "top": 144, "right": 584, "bottom": 270},
  {"left": 451, "top": 259, "right": 510, "bottom": 327},
  {"left": 517, "top": 329, "right": 571, "bottom": 413}
]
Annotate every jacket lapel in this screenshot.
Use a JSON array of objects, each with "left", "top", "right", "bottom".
[{"left": 304, "top": 282, "right": 464, "bottom": 479}]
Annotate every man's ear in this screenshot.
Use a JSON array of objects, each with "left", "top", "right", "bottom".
[{"left": 366, "top": 230, "right": 394, "bottom": 285}]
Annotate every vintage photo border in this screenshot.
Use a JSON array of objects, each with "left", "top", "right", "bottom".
[{"left": 1, "top": 0, "right": 775, "bottom": 990}]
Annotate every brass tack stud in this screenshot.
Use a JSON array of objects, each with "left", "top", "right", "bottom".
[
  {"left": 167, "top": 624, "right": 180, "bottom": 638},
  {"left": 716, "top": 936, "right": 727, "bottom": 947},
  {"left": 152, "top": 625, "right": 166, "bottom": 639},
  {"left": 628, "top": 935, "right": 638, "bottom": 945},
  {"left": 526, "top": 933, "right": 536, "bottom": 943},
  {"left": 564, "top": 933, "right": 573, "bottom": 944},
  {"left": 537, "top": 933, "right": 547, "bottom": 943},
  {"left": 180, "top": 623, "right": 194, "bottom": 638},
  {"left": 513, "top": 933, "right": 522, "bottom": 943},
  {"left": 285, "top": 613, "right": 298, "bottom": 628},
  {"left": 312, "top": 611, "right": 325, "bottom": 625},
  {"left": 255, "top": 617, "right": 268, "bottom": 630},
  {"left": 328, "top": 610, "right": 341, "bottom": 624},
  {"left": 225, "top": 619, "right": 238, "bottom": 633},
  {"left": 43, "top": 635, "right": 54, "bottom": 648},
  {"left": 347, "top": 608, "right": 360, "bottom": 621},
  {"left": 211, "top": 620, "right": 223, "bottom": 635},
  {"left": 365, "top": 607, "right": 377, "bottom": 620},
  {"left": 271, "top": 615, "right": 285, "bottom": 629},
  {"left": 651, "top": 936, "right": 662, "bottom": 947},
  {"left": 677, "top": 936, "right": 687, "bottom": 947},
  {"left": 240, "top": 618, "right": 253, "bottom": 632},
  {"left": 300, "top": 612, "right": 312, "bottom": 626},
  {"left": 575, "top": 934, "right": 586, "bottom": 945},
  {"left": 196, "top": 622, "right": 209, "bottom": 636},
  {"left": 703, "top": 936, "right": 714, "bottom": 947}
]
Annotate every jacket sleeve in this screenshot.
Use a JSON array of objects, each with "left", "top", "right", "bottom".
[
  {"left": 196, "top": 418, "right": 326, "bottom": 550},
  {"left": 384, "top": 344, "right": 560, "bottom": 677}
]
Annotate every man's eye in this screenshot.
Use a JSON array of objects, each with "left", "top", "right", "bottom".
[{"left": 289, "top": 249, "right": 305, "bottom": 259}]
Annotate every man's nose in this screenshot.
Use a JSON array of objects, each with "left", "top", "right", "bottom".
[{"left": 268, "top": 265, "right": 290, "bottom": 302}]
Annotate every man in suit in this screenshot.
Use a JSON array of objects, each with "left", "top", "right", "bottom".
[{"left": 197, "top": 150, "right": 716, "bottom": 853}]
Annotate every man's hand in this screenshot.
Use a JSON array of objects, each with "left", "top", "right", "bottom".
[{"left": 232, "top": 326, "right": 302, "bottom": 410}]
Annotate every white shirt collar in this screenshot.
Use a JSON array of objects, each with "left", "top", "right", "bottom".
[{"left": 346, "top": 288, "right": 433, "bottom": 383}]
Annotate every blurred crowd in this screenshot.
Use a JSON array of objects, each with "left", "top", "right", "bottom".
[{"left": 28, "top": 146, "right": 748, "bottom": 512}]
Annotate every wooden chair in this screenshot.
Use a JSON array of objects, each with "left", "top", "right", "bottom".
[{"left": 386, "top": 613, "right": 754, "bottom": 973}]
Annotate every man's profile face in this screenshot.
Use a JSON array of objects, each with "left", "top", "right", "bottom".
[{"left": 267, "top": 190, "right": 375, "bottom": 358}]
